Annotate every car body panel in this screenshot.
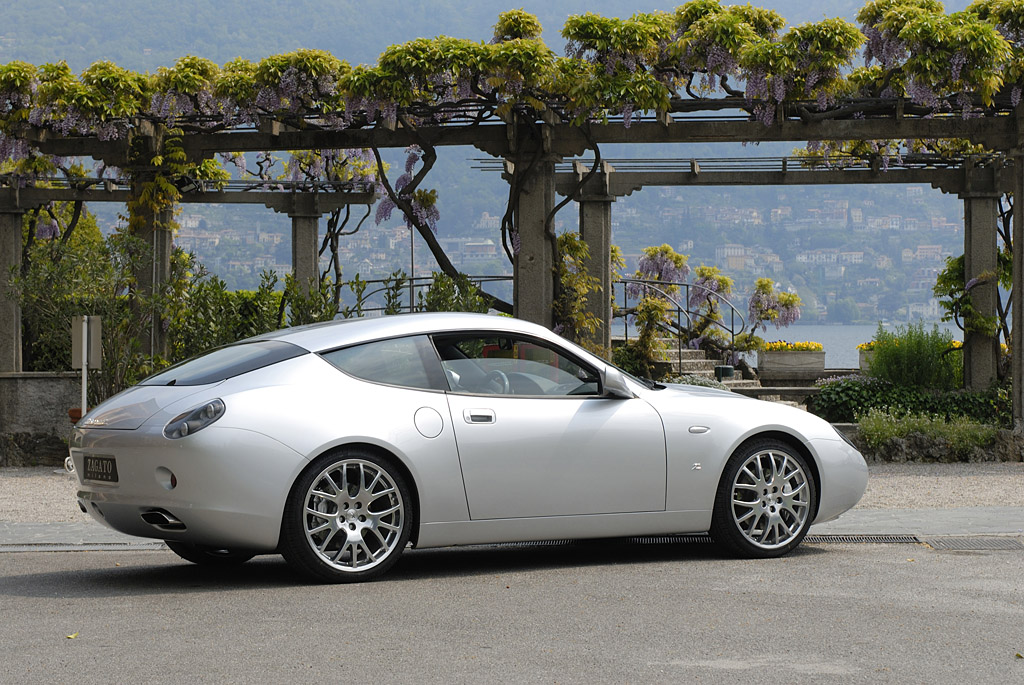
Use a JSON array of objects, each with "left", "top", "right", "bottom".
[
  {"left": 446, "top": 393, "right": 666, "bottom": 519},
  {"left": 417, "top": 510, "right": 712, "bottom": 548},
  {"left": 73, "top": 424, "right": 306, "bottom": 549},
  {"left": 79, "top": 384, "right": 214, "bottom": 430}
]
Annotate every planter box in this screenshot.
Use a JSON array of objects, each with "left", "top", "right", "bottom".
[
  {"left": 757, "top": 350, "right": 825, "bottom": 373},
  {"left": 859, "top": 350, "right": 874, "bottom": 372}
]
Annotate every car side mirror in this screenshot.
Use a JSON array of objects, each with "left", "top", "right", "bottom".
[{"left": 600, "top": 367, "right": 634, "bottom": 399}]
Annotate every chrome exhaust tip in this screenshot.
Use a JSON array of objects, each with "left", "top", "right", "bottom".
[{"left": 140, "top": 509, "right": 186, "bottom": 531}]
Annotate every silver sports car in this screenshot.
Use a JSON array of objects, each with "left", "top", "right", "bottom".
[{"left": 70, "top": 312, "right": 867, "bottom": 582}]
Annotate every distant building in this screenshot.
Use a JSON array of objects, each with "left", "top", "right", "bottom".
[
  {"left": 715, "top": 243, "right": 746, "bottom": 262},
  {"left": 915, "top": 245, "right": 945, "bottom": 262},
  {"left": 796, "top": 249, "right": 838, "bottom": 264},
  {"left": 464, "top": 239, "right": 498, "bottom": 261},
  {"left": 475, "top": 212, "right": 501, "bottom": 230},
  {"left": 909, "top": 299, "right": 941, "bottom": 318},
  {"left": 839, "top": 251, "right": 864, "bottom": 264}
]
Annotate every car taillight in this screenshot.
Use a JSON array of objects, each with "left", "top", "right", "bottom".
[{"left": 163, "top": 399, "right": 226, "bottom": 439}]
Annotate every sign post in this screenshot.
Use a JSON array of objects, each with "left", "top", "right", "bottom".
[{"left": 71, "top": 316, "right": 102, "bottom": 414}]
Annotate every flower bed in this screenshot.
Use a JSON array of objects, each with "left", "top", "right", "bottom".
[{"left": 758, "top": 341, "right": 825, "bottom": 374}]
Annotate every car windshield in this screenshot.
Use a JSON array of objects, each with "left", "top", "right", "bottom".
[{"left": 140, "top": 340, "right": 307, "bottom": 386}]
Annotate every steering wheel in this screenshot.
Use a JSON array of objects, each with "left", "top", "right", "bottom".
[{"left": 484, "top": 369, "right": 510, "bottom": 394}]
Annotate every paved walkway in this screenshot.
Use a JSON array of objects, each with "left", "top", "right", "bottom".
[{"left": 810, "top": 506, "right": 1024, "bottom": 537}]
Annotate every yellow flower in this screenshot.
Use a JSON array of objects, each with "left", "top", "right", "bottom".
[{"left": 763, "top": 340, "right": 823, "bottom": 352}]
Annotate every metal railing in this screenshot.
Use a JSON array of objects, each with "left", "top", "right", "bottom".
[
  {"left": 334, "top": 274, "right": 512, "bottom": 317},
  {"left": 338, "top": 273, "right": 746, "bottom": 351},
  {"left": 614, "top": 278, "right": 747, "bottom": 366}
]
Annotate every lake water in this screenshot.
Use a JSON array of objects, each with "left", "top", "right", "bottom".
[{"left": 759, "top": 323, "right": 963, "bottom": 369}]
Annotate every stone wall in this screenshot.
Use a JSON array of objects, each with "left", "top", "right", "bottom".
[{"left": 0, "top": 372, "right": 80, "bottom": 466}]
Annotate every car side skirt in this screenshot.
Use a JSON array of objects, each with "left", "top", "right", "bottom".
[{"left": 416, "top": 510, "right": 713, "bottom": 549}]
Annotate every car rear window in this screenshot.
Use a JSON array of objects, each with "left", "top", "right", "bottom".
[{"left": 140, "top": 340, "right": 307, "bottom": 386}]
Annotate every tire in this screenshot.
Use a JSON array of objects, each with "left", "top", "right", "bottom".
[
  {"left": 165, "top": 540, "right": 256, "bottom": 566},
  {"left": 710, "top": 439, "right": 816, "bottom": 558},
  {"left": 280, "top": 448, "right": 413, "bottom": 583}
]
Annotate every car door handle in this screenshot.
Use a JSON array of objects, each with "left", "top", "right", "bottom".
[{"left": 463, "top": 409, "right": 495, "bottom": 424}]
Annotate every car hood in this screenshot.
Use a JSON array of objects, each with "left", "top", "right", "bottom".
[
  {"left": 657, "top": 382, "right": 749, "bottom": 399},
  {"left": 78, "top": 384, "right": 215, "bottom": 430}
]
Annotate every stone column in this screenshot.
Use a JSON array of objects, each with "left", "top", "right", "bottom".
[
  {"left": 1013, "top": 155, "right": 1024, "bottom": 426},
  {"left": 129, "top": 179, "right": 173, "bottom": 358},
  {"left": 962, "top": 195, "right": 1000, "bottom": 390},
  {"left": 513, "top": 157, "right": 557, "bottom": 328},
  {"left": 0, "top": 208, "right": 24, "bottom": 372},
  {"left": 579, "top": 195, "right": 615, "bottom": 351},
  {"left": 290, "top": 213, "right": 320, "bottom": 291}
]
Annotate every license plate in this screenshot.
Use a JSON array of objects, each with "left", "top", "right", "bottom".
[{"left": 83, "top": 455, "right": 118, "bottom": 483}]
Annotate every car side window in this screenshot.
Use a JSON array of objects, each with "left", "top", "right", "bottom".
[
  {"left": 432, "top": 334, "right": 600, "bottom": 396},
  {"left": 321, "top": 335, "right": 446, "bottom": 391}
]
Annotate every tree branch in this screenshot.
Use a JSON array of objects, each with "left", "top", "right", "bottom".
[{"left": 370, "top": 138, "right": 512, "bottom": 314}]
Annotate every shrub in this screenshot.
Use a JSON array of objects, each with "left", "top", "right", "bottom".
[
  {"left": 857, "top": 408, "right": 998, "bottom": 461},
  {"left": 665, "top": 374, "right": 729, "bottom": 390},
  {"left": 168, "top": 267, "right": 282, "bottom": 360},
  {"left": 807, "top": 375, "right": 1011, "bottom": 426},
  {"left": 419, "top": 271, "right": 488, "bottom": 314},
  {"left": 867, "top": 322, "right": 962, "bottom": 391}
]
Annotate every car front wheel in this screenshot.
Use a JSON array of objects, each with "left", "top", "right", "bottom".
[
  {"left": 710, "top": 439, "right": 816, "bottom": 558},
  {"left": 281, "top": 449, "right": 412, "bottom": 583}
]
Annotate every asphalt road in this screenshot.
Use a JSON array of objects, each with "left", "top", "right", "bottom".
[{"left": 1, "top": 540, "right": 1022, "bottom": 684}]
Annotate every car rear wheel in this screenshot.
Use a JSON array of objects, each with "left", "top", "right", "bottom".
[
  {"left": 165, "top": 541, "right": 256, "bottom": 566},
  {"left": 281, "top": 449, "right": 412, "bottom": 583},
  {"left": 710, "top": 439, "right": 815, "bottom": 558}
]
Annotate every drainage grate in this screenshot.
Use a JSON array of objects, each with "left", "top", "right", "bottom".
[
  {"left": 0, "top": 542, "right": 167, "bottom": 553},
  {"left": 804, "top": 534, "right": 920, "bottom": 544},
  {"left": 924, "top": 537, "right": 1024, "bottom": 551},
  {"left": 630, "top": 535, "right": 714, "bottom": 545},
  {"left": 502, "top": 540, "right": 576, "bottom": 548}
]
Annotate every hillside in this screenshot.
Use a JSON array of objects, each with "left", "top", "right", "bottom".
[{"left": 1, "top": 0, "right": 969, "bottom": 72}]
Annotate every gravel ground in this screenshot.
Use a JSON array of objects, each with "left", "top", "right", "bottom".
[{"left": 2, "top": 462, "right": 1023, "bottom": 524}]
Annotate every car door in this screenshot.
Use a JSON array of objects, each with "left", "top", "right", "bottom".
[{"left": 435, "top": 333, "right": 666, "bottom": 520}]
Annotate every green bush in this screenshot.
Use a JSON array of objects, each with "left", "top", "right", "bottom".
[
  {"left": 419, "top": 272, "right": 488, "bottom": 313},
  {"left": 867, "top": 321, "right": 962, "bottom": 391},
  {"left": 665, "top": 374, "right": 729, "bottom": 390},
  {"left": 168, "top": 268, "right": 282, "bottom": 360},
  {"left": 857, "top": 408, "right": 998, "bottom": 461},
  {"left": 807, "top": 375, "right": 1011, "bottom": 426}
]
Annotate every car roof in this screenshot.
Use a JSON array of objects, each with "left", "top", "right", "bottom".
[{"left": 248, "top": 312, "right": 561, "bottom": 353}]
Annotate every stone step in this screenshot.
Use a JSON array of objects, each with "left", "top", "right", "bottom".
[
  {"left": 656, "top": 348, "right": 710, "bottom": 362},
  {"left": 723, "top": 379, "right": 760, "bottom": 389},
  {"left": 674, "top": 359, "right": 717, "bottom": 373}
]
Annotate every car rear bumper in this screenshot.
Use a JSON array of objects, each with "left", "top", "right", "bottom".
[{"left": 71, "top": 424, "right": 308, "bottom": 551}]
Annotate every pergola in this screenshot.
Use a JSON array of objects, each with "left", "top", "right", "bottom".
[
  {"left": 2, "top": 103, "right": 1023, "bottom": 417},
  {"left": 539, "top": 152, "right": 1009, "bottom": 391}
]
